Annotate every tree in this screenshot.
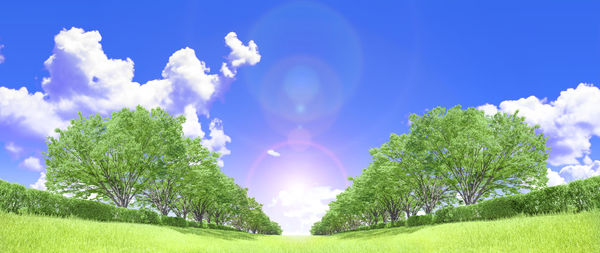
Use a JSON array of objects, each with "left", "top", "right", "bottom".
[
  {"left": 408, "top": 106, "right": 549, "bottom": 205},
  {"left": 45, "top": 106, "right": 185, "bottom": 208},
  {"left": 377, "top": 133, "right": 450, "bottom": 214}
]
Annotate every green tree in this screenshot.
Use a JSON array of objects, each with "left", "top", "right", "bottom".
[
  {"left": 408, "top": 106, "right": 549, "bottom": 205},
  {"left": 377, "top": 133, "right": 450, "bottom": 214},
  {"left": 45, "top": 106, "right": 185, "bottom": 208}
]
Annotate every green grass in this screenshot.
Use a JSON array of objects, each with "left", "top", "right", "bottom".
[{"left": 1, "top": 211, "right": 599, "bottom": 253}]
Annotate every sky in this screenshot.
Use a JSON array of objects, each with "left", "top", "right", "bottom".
[{"left": 1, "top": 1, "right": 600, "bottom": 235}]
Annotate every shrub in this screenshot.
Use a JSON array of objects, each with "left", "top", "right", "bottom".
[
  {"left": 187, "top": 221, "right": 201, "bottom": 228},
  {"left": 67, "top": 198, "right": 116, "bottom": 221},
  {"left": 114, "top": 207, "right": 143, "bottom": 223},
  {"left": 0, "top": 180, "right": 27, "bottom": 213},
  {"left": 449, "top": 205, "right": 479, "bottom": 222},
  {"left": 406, "top": 213, "right": 434, "bottom": 227},
  {"left": 139, "top": 208, "right": 160, "bottom": 224},
  {"left": 161, "top": 216, "right": 188, "bottom": 227},
  {"left": 434, "top": 206, "right": 454, "bottom": 224},
  {"left": 388, "top": 220, "right": 405, "bottom": 227},
  {"left": 568, "top": 179, "right": 595, "bottom": 212},
  {"left": 585, "top": 176, "right": 600, "bottom": 208},
  {"left": 23, "top": 189, "right": 64, "bottom": 217},
  {"left": 478, "top": 196, "right": 519, "bottom": 220}
]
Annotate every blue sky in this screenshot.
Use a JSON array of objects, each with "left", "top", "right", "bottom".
[{"left": 1, "top": 1, "right": 600, "bottom": 234}]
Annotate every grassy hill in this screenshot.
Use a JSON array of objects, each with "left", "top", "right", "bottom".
[{"left": 1, "top": 210, "right": 598, "bottom": 252}]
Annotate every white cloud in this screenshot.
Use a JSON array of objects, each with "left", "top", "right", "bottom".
[
  {"left": 269, "top": 186, "right": 342, "bottom": 235},
  {"left": 220, "top": 63, "right": 235, "bottom": 78},
  {"left": 0, "top": 87, "right": 68, "bottom": 137},
  {"left": 202, "top": 118, "right": 231, "bottom": 167},
  {"left": 0, "top": 28, "right": 260, "bottom": 141},
  {"left": 30, "top": 172, "right": 46, "bottom": 190},
  {"left": 477, "top": 103, "right": 499, "bottom": 116},
  {"left": 267, "top": 149, "right": 281, "bottom": 157},
  {"left": 19, "top": 156, "right": 44, "bottom": 172},
  {"left": 546, "top": 168, "right": 566, "bottom": 186},
  {"left": 0, "top": 44, "right": 5, "bottom": 64},
  {"left": 480, "top": 84, "right": 600, "bottom": 166},
  {"left": 559, "top": 160, "right": 600, "bottom": 180},
  {"left": 0, "top": 28, "right": 260, "bottom": 178},
  {"left": 4, "top": 142, "right": 23, "bottom": 156},
  {"left": 181, "top": 105, "right": 205, "bottom": 139},
  {"left": 224, "top": 32, "right": 261, "bottom": 68}
]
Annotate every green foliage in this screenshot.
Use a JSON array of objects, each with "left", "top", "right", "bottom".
[
  {"left": 448, "top": 205, "right": 479, "bottom": 222},
  {"left": 139, "top": 209, "right": 161, "bottom": 225},
  {"left": 45, "top": 106, "right": 186, "bottom": 208},
  {"left": 114, "top": 208, "right": 143, "bottom": 223},
  {"left": 161, "top": 216, "right": 188, "bottom": 228},
  {"left": 568, "top": 179, "right": 597, "bottom": 212},
  {"left": 0, "top": 180, "right": 27, "bottom": 213},
  {"left": 433, "top": 206, "right": 454, "bottom": 224},
  {"left": 477, "top": 196, "right": 520, "bottom": 220},
  {"left": 406, "top": 213, "right": 434, "bottom": 227}
]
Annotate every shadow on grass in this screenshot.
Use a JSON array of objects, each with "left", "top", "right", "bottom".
[
  {"left": 168, "top": 226, "right": 258, "bottom": 241},
  {"left": 333, "top": 226, "right": 427, "bottom": 240}
]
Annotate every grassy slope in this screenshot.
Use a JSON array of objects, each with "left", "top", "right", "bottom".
[{"left": 1, "top": 211, "right": 598, "bottom": 253}]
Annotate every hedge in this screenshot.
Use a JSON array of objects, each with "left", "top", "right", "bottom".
[
  {"left": 406, "top": 213, "right": 434, "bottom": 226},
  {"left": 161, "top": 216, "right": 188, "bottom": 227},
  {"left": 407, "top": 175, "right": 600, "bottom": 226},
  {"left": 0, "top": 179, "right": 235, "bottom": 231}
]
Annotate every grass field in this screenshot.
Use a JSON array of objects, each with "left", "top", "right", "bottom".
[{"left": 1, "top": 211, "right": 598, "bottom": 253}]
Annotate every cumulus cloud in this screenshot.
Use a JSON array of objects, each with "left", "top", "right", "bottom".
[
  {"left": 477, "top": 103, "right": 499, "bottom": 116},
  {"left": 202, "top": 119, "right": 231, "bottom": 167},
  {"left": 546, "top": 168, "right": 566, "bottom": 186},
  {"left": 0, "top": 28, "right": 260, "bottom": 175},
  {"left": 224, "top": 32, "right": 261, "bottom": 68},
  {"left": 269, "top": 186, "right": 342, "bottom": 235},
  {"left": 19, "top": 156, "right": 44, "bottom": 172},
  {"left": 478, "top": 84, "right": 600, "bottom": 166},
  {"left": 559, "top": 160, "right": 600, "bottom": 180},
  {"left": 4, "top": 142, "right": 23, "bottom": 156},
  {"left": 181, "top": 105, "right": 205, "bottom": 139},
  {"left": 267, "top": 149, "right": 281, "bottom": 157},
  {"left": 0, "top": 87, "right": 68, "bottom": 137},
  {"left": 30, "top": 172, "right": 47, "bottom": 190},
  {"left": 1, "top": 27, "right": 259, "bottom": 137}
]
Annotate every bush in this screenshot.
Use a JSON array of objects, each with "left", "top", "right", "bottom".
[
  {"left": 0, "top": 180, "right": 28, "bottom": 213},
  {"left": 434, "top": 206, "right": 454, "bottom": 224},
  {"left": 67, "top": 198, "right": 116, "bottom": 221},
  {"left": 161, "top": 216, "right": 188, "bottom": 227},
  {"left": 528, "top": 184, "right": 570, "bottom": 215},
  {"left": 449, "top": 205, "right": 479, "bottom": 222},
  {"left": 387, "top": 220, "right": 405, "bottom": 227},
  {"left": 139, "top": 208, "right": 160, "bottom": 224},
  {"left": 23, "top": 189, "right": 65, "bottom": 217},
  {"left": 478, "top": 196, "right": 520, "bottom": 220},
  {"left": 406, "top": 213, "right": 434, "bottom": 227},
  {"left": 114, "top": 207, "right": 143, "bottom": 223},
  {"left": 568, "top": 179, "right": 595, "bottom": 212},
  {"left": 187, "top": 220, "right": 201, "bottom": 228}
]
